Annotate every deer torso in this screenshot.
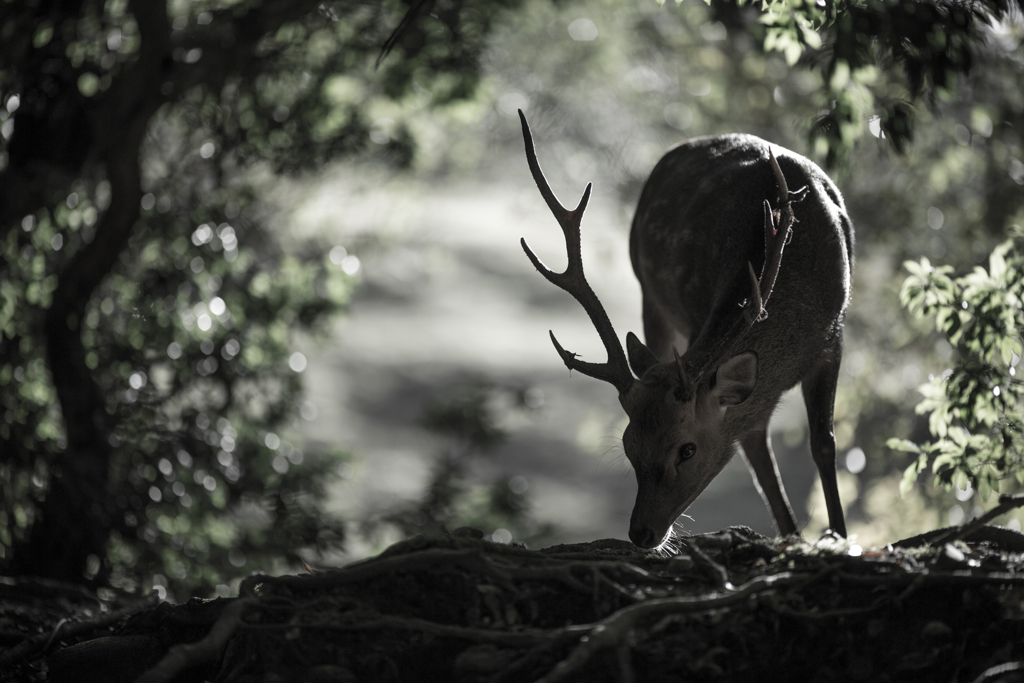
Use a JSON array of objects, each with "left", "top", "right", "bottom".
[
  {"left": 518, "top": 111, "right": 853, "bottom": 546},
  {"left": 629, "top": 134, "right": 854, "bottom": 437}
]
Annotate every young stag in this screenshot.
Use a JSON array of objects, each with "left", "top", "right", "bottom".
[{"left": 518, "top": 111, "right": 853, "bottom": 548}]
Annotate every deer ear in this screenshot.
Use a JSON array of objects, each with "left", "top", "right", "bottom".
[
  {"left": 711, "top": 352, "right": 758, "bottom": 407},
  {"left": 626, "top": 332, "right": 659, "bottom": 378}
]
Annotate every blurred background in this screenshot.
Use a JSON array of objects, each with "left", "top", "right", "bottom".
[{"left": 2, "top": 0, "right": 1022, "bottom": 599}]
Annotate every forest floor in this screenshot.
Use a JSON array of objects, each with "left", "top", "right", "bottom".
[{"left": 3, "top": 516, "right": 1024, "bottom": 683}]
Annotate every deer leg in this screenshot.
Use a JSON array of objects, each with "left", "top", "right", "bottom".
[
  {"left": 740, "top": 430, "right": 798, "bottom": 536},
  {"left": 801, "top": 348, "right": 848, "bottom": 537}
]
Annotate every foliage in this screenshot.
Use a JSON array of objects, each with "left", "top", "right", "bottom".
[
  {"left": 0, "top": 0, "right": 524, "bottom": 597},
  {"left": 364, "top": 382, "right": 554, "bottom": 547},
  {"left": 1, "top": 0, "right": 1020, "bottom": 595},
  {"left": 379, "top": 0, "right": 1023, "bottom": 542},
  {"left": 735, "top": 0, "right": 1024, "bottom": 165},
  {"left": 889, "top": 228, "right": 1024, "bottom": 502}
]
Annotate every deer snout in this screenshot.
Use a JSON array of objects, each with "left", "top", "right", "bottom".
[
  {"left": 628, "top": 503, "right": 670, "bottom": 549},
  {"left": 629, "top": 477, "right": 675, "bottom": 549},
  {"left": 628, "top": 524, "right": 662, "bottom": 549}
]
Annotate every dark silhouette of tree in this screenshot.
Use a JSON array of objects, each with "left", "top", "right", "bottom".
[
  {"left": 1, "top": 0, "right": 1020, "bottom": 596},
  {"left": 0, "top": 0, "right": 522, "bottom": 594}
]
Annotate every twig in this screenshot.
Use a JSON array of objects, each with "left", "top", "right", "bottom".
[
  {"left": 248, "top": 614, "right": 548, "bottom": 646},
  {"left": 970, "top": 661, "right": 1024, "bottom": 683},
  {"left": 531, "top": 565, "right": 1024, "bottom": 683},
  {"left": 533, "top": 572, "right": 798, "bottom": 683},
  {"left": 771, "top": 601, "right": 885, "bottom": 621},
  {"left": 375, "top": 0, "right": 432, "bottom": 68},
  {"left": 241, "top": 549, "right": 508, "bottom": 595},
  {"left": 43, "top": 618, "right": 69, "bottom": 651},
  {"left": 133, "top": 597, "right": 256, "bottom": 683},
  {"left": 685, "top": 530, "right": 735, "bottom": 550},
  {"left": 929, "top": 493, "right": 1024, "bottom": 547},
  {"left": 587, "top": 566, "right": 637, "bottom": 602},
  {"left": 242, "top": 547, "right": 652, "bottom": 600},
  {"left": 0, "top": 595, "right": 158, "bottom": 668},
  {"left": 837, "top": 570, "right": 1024, "bottom": 589},
  {"left": 684, "top": 542, "right": 731, "bottom": 590},
  {"left": 893, "top": 575, "right": 927, "bottom": 608},
  {"left": 0, "top": 577, "right": 104, "bottom": 606}
]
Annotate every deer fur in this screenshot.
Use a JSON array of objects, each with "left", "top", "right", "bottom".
[
  {"left": 625, "top": 133, "right": 853, "bottom": 547},
  {"left": 518, "top": 113, "right": 853, "bottom": 548}
]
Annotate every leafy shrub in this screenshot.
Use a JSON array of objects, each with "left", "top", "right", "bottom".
[{"left": 890, "top": 228, "right": 1024, "bottom": 501}]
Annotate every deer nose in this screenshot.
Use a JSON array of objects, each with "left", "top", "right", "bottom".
[{"left": 629, "top": 526, "right": 658, "bottom": 549}]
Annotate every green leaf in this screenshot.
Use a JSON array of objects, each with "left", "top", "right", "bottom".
[
  {"left": 904, "top": 258, "right": 931, "bottom": 278},
  {"left": 928, "top": 407, "right": 949, "bottom": 438},
  {"left": 977, "top": 471, "right": 993, "bottom": 500},
  {"left": 932, "top": 452, "right": 957, "bottom": 473},
  {"left": 886, "top": 438, "right": 921, "bottom": 453},
  {"left": 1000, "top": 336, "right": 1018, "bottom": 366},
  {"left": 936, "top": 307, "right": 957, "bottom": 336},
  {"left": 900, "top": 461, "right": 921, "bottom": 496},
  {"left": 989, "top": 240, "right": 1012, "bottom": 281}
]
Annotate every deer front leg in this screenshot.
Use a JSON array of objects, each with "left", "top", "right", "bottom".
[
  {"left": 801, "top": 348, "right": 848, "bottom": 537},
  {"left": 740, "top": 430, "right": 798, "bottom": 536}
]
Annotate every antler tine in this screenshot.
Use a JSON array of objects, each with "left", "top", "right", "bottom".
[
  {"left": 769, "top": 146, "right": 808, "bottom": 211},
  {"left": 744, "top": 261, "right": 763, "bottom": 324},
  {"left": 758, "top": 199, "right": 786, "bottom": 313},
  {"left": 519, "top": 110, "right": 591, "bottom": 239},
  {"left": 769, "top": 148, "right": 789, "bottom": 205},
  {"left": 746, "top": 149, "right": 805, "bottom": 324},
  {"left": 518, "top": 110, "right": 634, "bottom": 394},
  {"left": 672, "top": 346, "right": 691, "bottom": 400}
]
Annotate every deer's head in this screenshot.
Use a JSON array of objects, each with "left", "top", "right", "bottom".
[
  {"left": 517, "top": 110, "right": 798, "bottom": 549},
  {"left": 618, "top": 336, "right": 758, "bottom": 548}
]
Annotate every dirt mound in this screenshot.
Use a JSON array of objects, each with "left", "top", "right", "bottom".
[{"left": 5, "top": 525, "right": 1024, "bottom": 682}]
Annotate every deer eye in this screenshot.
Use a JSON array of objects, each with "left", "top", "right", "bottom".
[{"left": 677, "top": 442, "right": 696, "bottom": 465}]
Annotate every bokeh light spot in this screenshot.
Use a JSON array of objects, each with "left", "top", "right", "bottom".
[
  {"left": 341, "top": 255, "right": 361, "bottom": 275},
  {"left": 844, "top": 447, "right": 866, "bottom": 474},
  {"left": 491, "top": 528, "right": 513, "bottom": 544},
  {"left": 568, "top": 18, "right": 597, "bottom": 41},
  {"left": 289, "top": 352, "right": 307, "bottom": 372}
]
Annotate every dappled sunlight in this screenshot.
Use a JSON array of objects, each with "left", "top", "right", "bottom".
[{"left": 3, "top": 0, "right": 1023, "bottom": 602}]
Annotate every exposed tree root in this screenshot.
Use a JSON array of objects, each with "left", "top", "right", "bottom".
[
  {"left": 5, "top": 525, "right": 1024, "bottom": 683},
  {"left": 0, "top": 591, "right": 158, "bottom": 670},
  {"left": 134, "top": 598, "right": 256, "bottom": 683}
]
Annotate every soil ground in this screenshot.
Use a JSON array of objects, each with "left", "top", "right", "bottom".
[{"left": 4, "top": 524, "right": 1024, "bottom": 683}]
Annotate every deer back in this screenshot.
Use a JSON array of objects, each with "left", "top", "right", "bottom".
[
  {"left": 629, "top": 134, "right": 854, "bottom": 432},
  {"left": 516, "top": 112, "right": 853, "bottom": 547}
]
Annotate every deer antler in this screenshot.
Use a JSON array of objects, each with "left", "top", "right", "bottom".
[
  {"left": 675, "top": 147, "right": 808, "bottom": 402},
  {"left": 672, "top": 346, "right": 691, "bottom": 401},
  {"left": 743, "top": 148, "right": 808, "bottom": 324},
  {"left": 518, "top": 110, "right": 635, "bottom": 395}
]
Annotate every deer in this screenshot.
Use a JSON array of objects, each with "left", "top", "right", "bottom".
[{"left": 517, "top": 111, "right": 853, "bottom": 549}]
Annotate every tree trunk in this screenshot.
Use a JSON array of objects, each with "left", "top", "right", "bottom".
[{"left": 8, "top": 0, "right": 170, "bottom": 581}]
